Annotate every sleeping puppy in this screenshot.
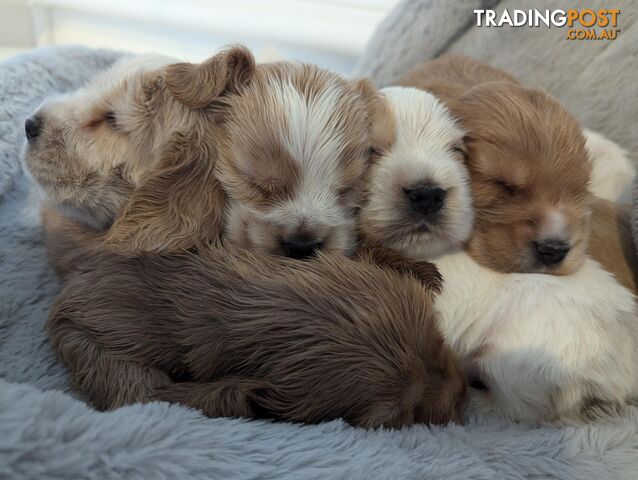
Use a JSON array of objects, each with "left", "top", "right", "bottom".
[
  {"left": 23, "top": 45, "right": 386, "bottom": 269},
  {"left": 398, "top": 53, "right": 638, "bottom": 289},
  {"left": 32, "top": 48, "right": 464, "bottom": 426},
  {"left": 48, "top": 244, "right": 466, "bottom": 428},
  {"left": 209, "top": 61, "right": 392, "bottom": 258},
  {"left": 401, "top": 55, "right": 590, "bottom": 275},
  {"left": 21, "top": 53, "right": 225, "bottom": 255},
  {"left": 360, "top": 85, "right": 638, "bottom": 421}
]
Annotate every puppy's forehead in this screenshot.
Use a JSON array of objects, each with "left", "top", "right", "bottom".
[
  {"left": 465, "top": 86, "right": 590, "bottom": 185},
  {"left": 96, "top": 54, "right": 174, "bottom": 84},
  {"left": 231, "top": 64, "right": 368, "bottom": 179},
  {"left": 382, "top": 87, "right": 463, "bottom": 152},
  {"left": 275, "top": 81, "right": 348, "bottom": 177},
  {"left": 45, "top": 57, "right": 166, "bottom": 122}
]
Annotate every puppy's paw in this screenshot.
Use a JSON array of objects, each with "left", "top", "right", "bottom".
[{"left": 355, "top": 245, "right": 443, "bottom": 293}]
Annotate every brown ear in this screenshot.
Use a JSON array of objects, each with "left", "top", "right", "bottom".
[
  {"left": 354, "top": 79, "right": 396, "bottom": 161},
  {"left": 105, "top": 131, "right": 226, "bottom": 252},
  {"left": 165, "top": 45, "right": 256, "bottom": 108}
]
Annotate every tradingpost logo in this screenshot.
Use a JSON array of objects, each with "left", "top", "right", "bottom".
[{"left": 474, "top": 9, "right": 621, "bottom": 40}]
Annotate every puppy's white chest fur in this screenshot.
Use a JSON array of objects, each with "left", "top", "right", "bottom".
[{"left": 431, "top": 251, "right": 638, "bottom": 421}]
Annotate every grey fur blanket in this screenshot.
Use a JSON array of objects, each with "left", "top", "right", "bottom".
[{"left": 1, "top": 5, "right": 638, "bottom": 478}]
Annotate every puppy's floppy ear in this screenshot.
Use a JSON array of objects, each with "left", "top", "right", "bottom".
[
  {"left": 105, "top": 131, "right": 226, "bottom": 252},
  {"left": 454, "top": 135, "right": 470, "bottom": 163},
  {"left": 353, "top": 79, "right": 396, "bottom": 161},
  {"left": 165, "top": 45, "right": 256, "bottom": 108}
]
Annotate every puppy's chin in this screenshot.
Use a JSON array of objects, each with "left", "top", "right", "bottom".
[
  {"left": 21, "top": 143, "right": 53, "bottom": 191},
  {"left": 378, "top": 224, "right": 467, "bottom": 260}
]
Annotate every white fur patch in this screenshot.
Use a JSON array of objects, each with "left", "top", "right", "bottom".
[
  {"left": 585, "top": 128, "right": 636, "bottom": 204},
  {"left": 268, "top": 79, "right": 349, "bottom": 234},
  {"left": 433, "top": 252, "right": 638, "bottom": 421}
]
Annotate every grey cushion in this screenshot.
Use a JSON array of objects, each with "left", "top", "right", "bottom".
[{"left": 356, "top": 0, "right": 638, "bottom": 162}]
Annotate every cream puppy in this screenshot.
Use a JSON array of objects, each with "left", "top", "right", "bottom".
[
  {"left": 21, "top": 54, "right": 180, "bottom": 231},
  {"left": 361, "top": 86, "right": 638, "bottom": 421},
  {"left": 434, "top": 253, "right": 638, "bottom": 421},
  {"left": 21, "top": 51, "right": 231, "bottom": 255},
  {"left": 360, "top": 87, "right": 472, "bottom": 259}
]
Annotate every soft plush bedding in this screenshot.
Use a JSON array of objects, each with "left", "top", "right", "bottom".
[{"left": 2, "top": 3, "right": 638, "bottom": 478}]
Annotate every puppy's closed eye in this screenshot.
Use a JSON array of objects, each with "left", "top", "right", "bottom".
[
  {"left": 86, "top": 111, "right": 119, "bottom": 130},
  {"left": 493, "top": 178, "right": 519, "bottom": 196},
  {"left": 250, "top": 177, "right": 289, "bottom": 201},
  {"left": 450, "top": 144, "right": 467, "bottom": 161},
  {"left": 104, "top": 111, "right": 118, "bottom": 128}
]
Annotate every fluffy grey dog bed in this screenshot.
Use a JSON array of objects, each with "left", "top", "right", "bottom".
[{"left": 2, "top": 6, "right": 638, "bottom": 479}]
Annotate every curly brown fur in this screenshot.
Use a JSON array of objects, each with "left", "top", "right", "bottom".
[
  {"left": 48, "top": 247, "right": 466, "bottom": 428},
  {"left": 398, "top": 54, "right": 593, "bottom": 276}
]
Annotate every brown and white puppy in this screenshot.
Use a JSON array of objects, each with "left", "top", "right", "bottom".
[
  {"left": 360, "top": 87, "right": 471, "bottom": 259},
  {"left": 208, "top": 63, "right": 392, "bottom": 259},
  {"left": 153, "top": 48, "right": 391, "bottom": 259},
  {"left": 48, "top": 243, "right": 466, "bottom": 429},
  {"left": 399, "top": 53, "right": 638, "bottom": 291},
  {"left": 398, "top": 54, "right": 592, "bottom": 276}
]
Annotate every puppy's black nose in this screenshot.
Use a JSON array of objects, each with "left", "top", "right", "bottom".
[
  {"left": 25, "top": 115, "right": 42, "bottom": 142},
  {"left": 282, "top": 237, "right": 324, "bottom": 260},
  {"left": 534, "top": 240, "right": 570, "bottom": 266},
  {"left": 404, "top": 185, "right": 446, "bottom": 216}
]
